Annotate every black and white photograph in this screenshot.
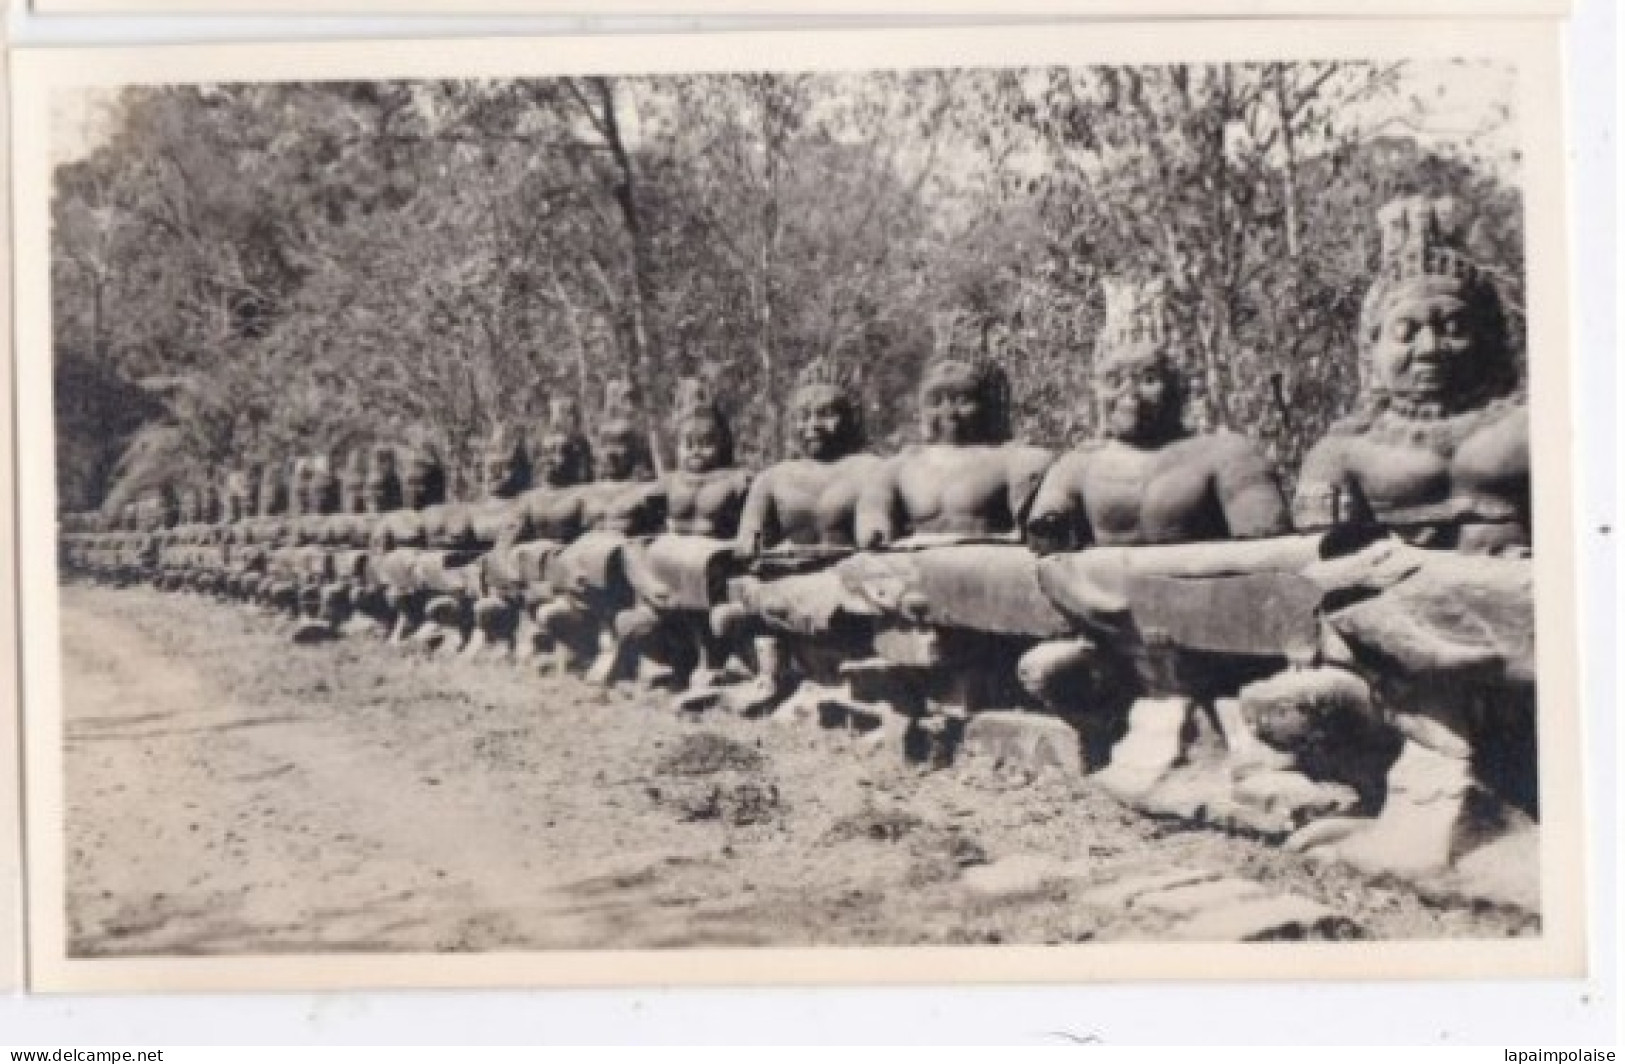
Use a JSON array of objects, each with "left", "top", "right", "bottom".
[{"left": 11, "top": 20, "right": 1585, "bottom": 991}]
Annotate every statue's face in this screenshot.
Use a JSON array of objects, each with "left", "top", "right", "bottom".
[
  {"left": 404, "top": 464, "right": 437, "bottom": 509},
  {"left": 676, "top": 418, "right": 725, "bottom": 474},
  {"left": 793, "top": 385, "right": 856, "bottom": 461},
  {"left": 921, "top": 365, "right": 990, "bottom": 445},
  {"left": 1370, "top": 286, "right": 1478, "bottom": 401},
  {"left": 597, "top": 429, "right": 637, "bottom": 481},
  {"left": 483, "top": 448, "right": 524, "bottom": 497},
  {"left": 537, "top": 432, "right": 574, "bottom": 485},
  {"left": 1095, "top": 347, "right": 1178, "bottom": 444},
  {"left": 366, "top": 475, "right": 396, "bottom": 513}
]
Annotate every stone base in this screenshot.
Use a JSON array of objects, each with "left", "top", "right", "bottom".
[
  {"left": 961, "top": 711, "right": 1083, "bottom": 778},
  {"left": 1092, "top": 697, "right": 1201, "bottom": 806},
  {"left": 1285, "top": 734, "right": 1539, "bottom": 903}
]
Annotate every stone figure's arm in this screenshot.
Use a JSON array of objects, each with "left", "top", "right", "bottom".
[
  {"left": 854, "top": 457, "right": 904, "bottom": 549},
  {"left": 1007, "top": 446, "right": 1058, "bottom": 533},
  {"left": 624, "top": 482, "right": 669, "bottom": 536},
  {"left": 1025, "top": 451, "right": 1091, "bottom": 555},
  {"left": 1212, "top": 433, "right": 1293, "bottom": 538},
  {"left": 734, "top": 469, "right": 780, "bottom": 556},
  {"left": 1291, "top": 437, "right": 1362, "bottom": 531},
  {"left": 711, "top": 470, "right": 755, "bottom": 541}
]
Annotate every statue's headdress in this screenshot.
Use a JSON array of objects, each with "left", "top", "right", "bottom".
[
  {"left": 538, "top": 394, "right": 593, "bottom": 485},
  {"left": 1097, "top": 276, "right": 1174, "bottom": 364},
  {"left": 1358, "top": 195, "right": 1515, "bottom": 399},
  {"left": 596, "top": 379, "right": 651, "bottom": 474},
  {"left": 671, "top": 375, "right": 735, "bottom": 467},
  {"left": 600, "top": 380, "right": 640, "bottom": 439},
  {"left": 923, "top": 309, "right": 1012, "bottom": 444},
  {"left": 1092, "top": 275, "right": 1188, "bottom": 426}
]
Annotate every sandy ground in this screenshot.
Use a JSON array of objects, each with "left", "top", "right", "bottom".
[{"left": 60, "top": 583, "right": 1538, "bottom": 956}]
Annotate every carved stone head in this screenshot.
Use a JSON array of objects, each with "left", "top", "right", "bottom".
[
  {"left": 306, "top": 456, "right": 340, "bottom": 516},
  {"left": 199, "top": 481, "right": 222, "bottom": 524},
  {"left": 339, "top": 450, "right": 369, "bottom": 515},
  {"left": 790, "top": 357, "right": 864, "bottom": 461},
  {"left": 256, "top": 462, "right": 289, "bottom": 518},
  {"left": 921, "top": 312, "right": 1011, "bottom": 446},
  {"left": 535, "top": 396, "right": 593, "bottom": 489},
  {"left": 402, "top": 442, "right": 446, "bottom": 511},
  {"left": 596, "top": 380, "right": 650, "bottom": 481},
  {"left": 1093, "top": 277, "right": 1188, "bottom": 446},
  {"left": 481, "top": 423, "right": 532, "bottom": 499},
  {"left": 1359, "top": 196, "right": 1516, "bottom": 414},
  {"left": 671, "top": 377, "right": 734, "bottom": 474},
  {"left": 366, "top": 445, "right": 403, "bottom": 514}
]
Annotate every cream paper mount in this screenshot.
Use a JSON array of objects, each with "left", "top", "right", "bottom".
[{"left": 10, "top": 17, "right": 1583, "bottom": 994}]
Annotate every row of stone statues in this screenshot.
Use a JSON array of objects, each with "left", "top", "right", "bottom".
[{"left": 58, "top": 196, "right": 1538, "bottom": 905}]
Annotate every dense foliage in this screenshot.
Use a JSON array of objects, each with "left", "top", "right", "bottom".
[{"left": 51, "top": 63, "right": 1523, "bottom": 513}]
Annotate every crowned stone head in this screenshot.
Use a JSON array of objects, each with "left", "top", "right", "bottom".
[
  {"left": 920, "top": 310, "right": 1013, "bottom": 445},
  {"left": 1358, "top": 196, "right": 1516, "bottom": 413},
  {"left": 791, "top": 356, "right": 865, "bottom": 461},
  {"left": 1092, "top": 276, "right": 1189, "bottom": 446},
  {"left": 671, "top": 376, "right": 734, "bottom": 474}
]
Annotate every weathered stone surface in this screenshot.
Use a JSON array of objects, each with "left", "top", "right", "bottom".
[
  {"left": 546, "top": 531, "right": 629, "bottom": 596},
  {"left": 962, "top": 711, "right": 1083, "bottom": 777},
  {"left": 1172, "top": 893, "right": 1358, "bottom": 942},
  {"left": 1230, "top": 770, "right": 1361, "bottom": 827},
  {"left": 290, "top": 619, "right": 337, "bottom": 644},
  {"left": 632, "top": 534, "right": 739, "bottom": 611},
  {"left": 729, "top": 568, "right": 857, "bottom": 638},
  {"left": 1090, "top": 697, "right": 1194, "bottom": 804},
  {"left": 1134, "top": 876, "right": 1270, "bottom": 916},
  {"left": 1124, "top": 567, "right": 1322, "bottom": 659},
  {"left": 837, "top": 545, "right": 1072, "bottom": 638},
  {"left": 1075, "top": 868, "right": 1223, "bottom": 909},
  {"left": 1317, "top": 545, "right": 1535, "bottom": 684},
  {"left": 961, "top": 855, "right": 1064, "bottom": 899},
  {"left": 1288, "top": 737, "right": 1530, "bottom": 879},
  {"left": 871, "top": 624, "right": 942, "bottom": 667}
]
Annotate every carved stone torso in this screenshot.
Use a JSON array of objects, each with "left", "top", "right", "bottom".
[
  {"left": 861, "top": 444, "right": 1054, "bottom": 543},
  {"left": 371, "top": 508, "right": 427, "bottom": 554},
  {"left": 1029, "top": 431, "right": 1290, "bottom": 550},
  {"left": 513, "top": 484, "right": 591, "bottom": 544},
  {"left": 741, "top": 453, "right": 886, "bottom": 550},
  {"left": 1295, "top": 397, "right": 1529, "bottom": 554},
  {"left": 666, "top": 468, "right": 752, "bottom": 538},
  {"left": 434, "top": 496, "right": 523, "bottom": 550},
  {"left": 584, "top": 479, "right": 666, "bottom": 536}
]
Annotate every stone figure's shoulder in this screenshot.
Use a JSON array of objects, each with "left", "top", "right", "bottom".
[
  {"left": 1196, "top": 428, "right": 1274, "bottom": 468},
  {"left": 833, "top": 452, "right": 886, "bottom": 474},
  {"left": 1005, "top": 443, "right": 1058, "bottom": 481},
  {"left": 721, "top": 467, "right": 755, "bottom": 495},
  {"left": 1456, "top": 397, "right": 1529, "bottom": 476}
]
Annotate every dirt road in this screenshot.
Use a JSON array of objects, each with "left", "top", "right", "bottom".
[{"left": 60, "top": 584, "right": 1537, "bottom": 956}]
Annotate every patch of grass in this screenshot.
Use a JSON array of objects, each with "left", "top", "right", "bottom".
[{"left": 653, "top": 733, "right": 765, "bottom": 778}]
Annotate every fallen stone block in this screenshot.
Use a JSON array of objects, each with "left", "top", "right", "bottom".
[{"left": 962, "top": 711, "right": 1083, "bottom": 777}]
